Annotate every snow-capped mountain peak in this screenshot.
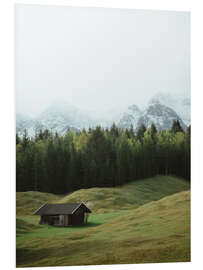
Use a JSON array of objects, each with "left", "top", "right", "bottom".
[
  {"left": 136, "top": 102, "right": 187, "bottom": 131},
  {"left": 16, "top": 92, "right": 190, "bottom": 137},
  {"left": 148, "top": 92, "right": 190, "bottom": 126}
]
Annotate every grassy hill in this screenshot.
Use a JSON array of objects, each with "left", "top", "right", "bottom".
[
  {"left": 16, "top": 189, "right": 190, "bottom": 267},
  {"left": 16, "top": 176, "right": 190, "bottom": 267},
  {"left": 16, "top": 191, "right": 62, "bottom": 216},
  {"left": 58, "top": 175, "right": 189, "bottom": 213},
  {"left": 16, "top": 218, "right": 40, "bottom": 236},
  {"left": 17, "top": 175, "right": 189, "bottom": 215}
]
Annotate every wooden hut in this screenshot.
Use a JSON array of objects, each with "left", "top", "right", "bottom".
[{"left": 34, "top": 203, "right": 91, "bottom": 227}]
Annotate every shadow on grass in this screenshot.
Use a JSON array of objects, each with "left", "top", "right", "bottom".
[
  {"left": 42, "top": 222, "right": 102, "bottom": 230},
  {"left": 16, "top": 248, "right": 46, "bottom": 266},
  {"left": 68, "top": 222, "right": 101, "bottom": 228}
]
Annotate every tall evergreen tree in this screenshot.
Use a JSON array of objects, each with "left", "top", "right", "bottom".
[
  {"left": 136, "top": 124, "right": 147, "bottom": 142},
  {"left": 171, "top": 120, "right": 184, "bottom": 133},
  {"left": 16, "top": 122, "right": 191, "bottom": 194},
  {"left": 16, "top": 132, "right": 21, "bottom": 145}
]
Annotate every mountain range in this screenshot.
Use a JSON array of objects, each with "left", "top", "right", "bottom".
[{"left": 16, "top": 93, "right": 190, "bottom": 137}]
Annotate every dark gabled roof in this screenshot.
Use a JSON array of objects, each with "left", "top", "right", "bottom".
[{"left": 34, "top": 203, "right": 91, "bottom": 215}]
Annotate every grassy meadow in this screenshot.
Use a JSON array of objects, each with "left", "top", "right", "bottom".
[{"left": 16, "top": 175, "right": 190, "bottom": 267}]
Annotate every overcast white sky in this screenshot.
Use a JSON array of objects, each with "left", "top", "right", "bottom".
[{"left": 15, "top": 5, "right": 190, "bottom": 117}]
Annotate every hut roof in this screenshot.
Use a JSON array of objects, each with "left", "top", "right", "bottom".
[{"left": 34, "top": 203, "right": 91, "bottom": 215}]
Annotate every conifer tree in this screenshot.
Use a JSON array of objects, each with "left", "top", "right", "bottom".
[
  {"left": 136, "top": 124, "right": 147, "bottom": 142},
  {"left": 171, "top": 120, "right": 184, "bottom": 133},
  {"left": 16, "top": 122, "right": 191, "bottom": 194}
]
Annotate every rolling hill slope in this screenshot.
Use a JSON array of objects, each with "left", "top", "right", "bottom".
[
  {"left": 58, "top": 175, "right": 189, "bottom": 213},
  {"left": 16, "top": 218, "right": 40, "bottom": 236},
  {"left": 16, "top": 175, "right": 190, "bottom": 216},
  {"left": 16, "top": 191, "right": 62, "bottom": 216},
  {"left": 16, "top": 190, "right": 190, "bottom": 267}
]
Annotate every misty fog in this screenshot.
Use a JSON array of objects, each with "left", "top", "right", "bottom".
[{"left": 15, "top": 5, "right": 190, "bottom": 118}]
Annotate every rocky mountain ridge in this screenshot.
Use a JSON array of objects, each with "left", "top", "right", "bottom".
[{"left": 16, "top": 93, "right": 190, "bottom": 137}]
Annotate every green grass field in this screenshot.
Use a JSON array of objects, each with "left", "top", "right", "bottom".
[{"left": 16, "top": 175, "right": 190, "bottom": 267}]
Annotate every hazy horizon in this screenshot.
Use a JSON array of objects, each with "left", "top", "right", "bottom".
[{"left": 15, "top": 5, "right": 190, "bottom": 118}]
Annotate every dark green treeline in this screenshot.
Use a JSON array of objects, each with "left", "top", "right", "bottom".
[{"left": 16, "top": 121, "right": 190, "bottom": 194}]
